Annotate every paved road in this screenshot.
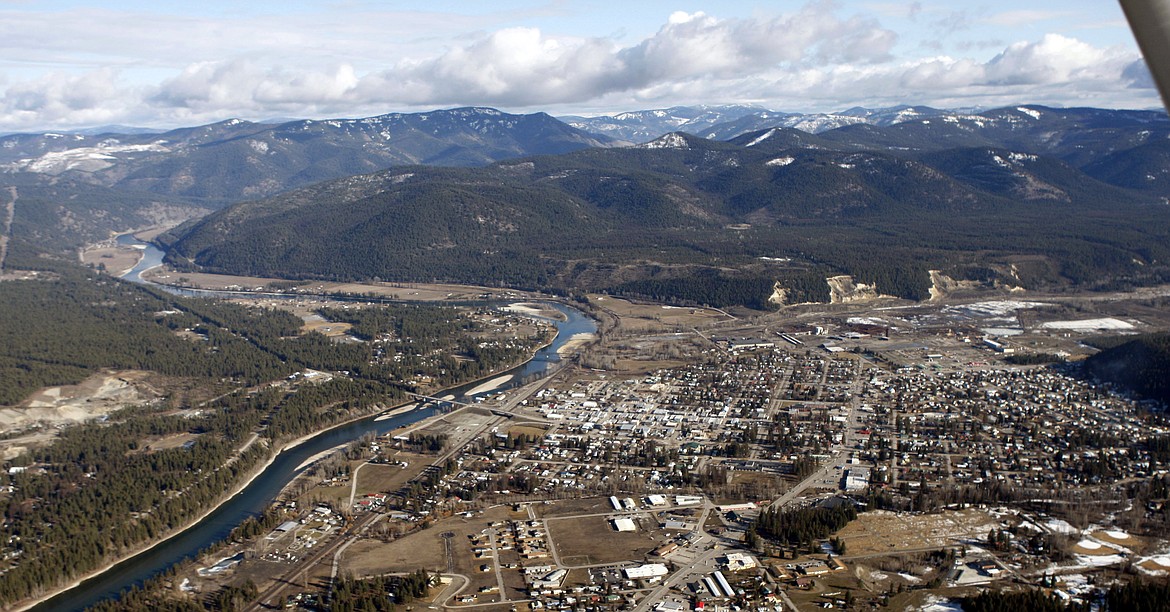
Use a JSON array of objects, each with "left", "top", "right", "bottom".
[
  {"left": 629, "top": 502, "right": 715, "bottom": 612},
  {"left": 487, "top": 530, "right": 509, "bottom": 601},
  {"left": 770, "top": 358, "right": 867, "bottom": 508}
]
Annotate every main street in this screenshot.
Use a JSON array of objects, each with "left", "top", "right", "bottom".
[
  {"left": 770, "top": 358, "right": 866, "bottom": 508},
  {"left": 630, "top": 501, "right": 716, "bottom": 612}
]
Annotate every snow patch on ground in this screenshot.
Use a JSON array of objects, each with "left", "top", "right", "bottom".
[
  {"left": 1046, "top": 518, "right": 1078, "bottom": 534},
  {"left": 7, "top": 141, "right": 169, "bottom": 174},
  {"left": 639, "top": 133, "right": 689, "bottom": 149},
  {"left": 766, "top": 156, "right": 795, "bottom": 167},
  {"left": 1073, "top": 553, "right": 1126, "bottom": 567},
  {"left": 745, "top": 128, "right": 776, "bottom": 147},
  {"left": 945, "top": 300, "right": 1048, "bottom": 319},
  {"left": 1017, "top": 106, "right": 1042, "bottom": 119},
  {"left": 847, "top": 317, "right": 888, "bottom": 326},
  {"left": 917, "top": 595, "right": 963, "bottom": 612},
  {"left": 1039, "top": 318, "right": 1135, "bottom": 331}
]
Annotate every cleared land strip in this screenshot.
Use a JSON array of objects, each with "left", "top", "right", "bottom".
[{"left": 0, "top": 186, "right": 16, "bottom": 272}]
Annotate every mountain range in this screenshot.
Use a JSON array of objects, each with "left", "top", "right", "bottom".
[
  {"left": 0, "top": 108, "right": 616, "bottom": 204},
  {"left": 160, "top": 113, "right": 1170, "bottom": 307},
  {"left": 6, "top": 104, "right": 1169, "bottom": 207},
  {"left": 559, "top": 104, "right": 964, "bottom": 141},
  {"left": 6, "top": 103, "right": 1170, "bottom": 308}
]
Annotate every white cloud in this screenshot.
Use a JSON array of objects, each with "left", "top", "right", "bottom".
[
  {"left": 985, "top": 34, "right": 1135, "bottom": 86},
  {"left": 352, "top": 3, "right": 899, "bottom": 108},
  {"left": 0, "top": 3, "right": 1157, "bottom": 131},
  {"left": 0, "top": 69, "right": 134, "bottom": 127}
]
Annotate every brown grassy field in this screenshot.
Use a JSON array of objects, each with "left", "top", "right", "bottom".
[
  {"left": 80, "top": 245, "right": 142, "bottom": 276},
  {"left": 141, "top": 267, "right": 518, "bottom": 302},
  {"left": 301, "top": 315, "right": 353, "bottom": 337},
  {"left": 530, "top": 497, "right": 613, "bottom": 519},
  {"left": 588, "top": 295, "right": 730, "bottom": 332},
  {"left": 507, "top": 425, "right": 548, "bottom": 439},
  {"left": 341, "top": 506, "right": 525, "bottom": 596},
  {"left": 835, "top": 509, "right": 994, "bottom": 556},
  {"left": 545, "top": 514, "right": 665, "bottom": 566}
]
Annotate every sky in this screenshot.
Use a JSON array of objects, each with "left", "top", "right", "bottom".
[{"left": 0, "top": 0, "right": 1158, "bottom": 132}]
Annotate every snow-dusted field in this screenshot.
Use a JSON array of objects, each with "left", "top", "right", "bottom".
[
  {"left": 944, "top": 300, "right": 1049, "bottom": 319},
  {"left": 1039, "top": 318, "right": 1135, "bottom": 331}
]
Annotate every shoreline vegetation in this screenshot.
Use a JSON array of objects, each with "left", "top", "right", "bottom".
[
  {"left": 12, "top": 339, "right": 564, "bottom": 612},
  {"left": 10, "top": 245, "right": 595, "bottom": 611},
  {"left": 11, "top": 402, "right": 393, "bottom": 612}
]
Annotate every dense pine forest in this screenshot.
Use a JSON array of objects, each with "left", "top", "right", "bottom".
[
  {"left": 961, "top": 580, "right": 1170, "bottom": 612},
  {"left": 748, "top": 502, "right": 858, "bottom": 552},
  {"left": 1083, "top": 333, "right": 1170, "bottom": 404}
]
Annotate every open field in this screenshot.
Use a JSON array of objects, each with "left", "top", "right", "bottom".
[
  {"left": 341, "top": 505, "right": 522, "bottom": 579},
  {"left": 300, "top": 313, "right": 353, "bottom": 337},
  {"left": 545, "top": 514, "right": 665, "bottom": 566},
  {"left": 507, "top": 425, "right": 548, "bottom": 439},
  {"left": 351, "top": 462, "right": 410, "bottom": 498},
  {"left": 137, "top": 432, "right": 202, "bottom": 452},
  {"left": 142, "top": 267, "right": 526, "bottom": 302},
  {"left": 342, "top": 531, "right": 448, "bottom": 578},
  {"left": 79, "top": 245, "right": 142, "bottom": 276},
  {"left": 836, "top": 509, "right": 995, "bottom": 556},
  {"left": 530, "top": 496, "right": 613, "bottom": 519},
  {"left": 588, "top": 295, "right": 730, "bottom": 332}
]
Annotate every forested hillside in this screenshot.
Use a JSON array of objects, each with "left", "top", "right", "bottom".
[
  {"left": 163, "top": 130, "right": 1170, "bottom": 308},
  {"left": 1084, "top": 333, "right": 1170, "bottom": 404},
  {"left": 1, "top": 175, "right": 209, "bottom": 254}
]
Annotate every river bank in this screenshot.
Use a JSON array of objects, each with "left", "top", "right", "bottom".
[
  {"left": 21, "top": 298, "right": 595, "bottom": 611},
  {"left": 557, "top": 332, "right": 598, "bottom": 355},
  {"left": 13, "top": 237, "right": 597, "bottom": 610},
  {"left": 79, "top": 240, "right": 145, "bottom": 278},
  {"left": 12, "top": 401, "right": 390, "bottom": 612}
]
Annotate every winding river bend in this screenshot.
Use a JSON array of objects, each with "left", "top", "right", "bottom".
[{"left": 33, "top": 239, "right": 595, "bottom": 611}]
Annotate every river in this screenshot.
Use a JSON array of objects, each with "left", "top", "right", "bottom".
[{"left": 32, "top": 238, "right": 595, "bottom": 611}]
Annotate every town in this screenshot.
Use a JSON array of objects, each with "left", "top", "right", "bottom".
[{"left": 162, "top": 292, "right": 1170, "bottom": 611}]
